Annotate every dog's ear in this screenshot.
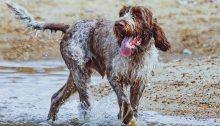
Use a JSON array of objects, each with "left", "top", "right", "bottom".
[
  {"left": 152, "top": 19, "right": 171, "bottom": 51},
  {"left": 119, "top": 5, "right": 130, "bottom": 17}
]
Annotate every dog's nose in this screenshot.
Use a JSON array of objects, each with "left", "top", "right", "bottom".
[{"left": 115, "top": 20, "right": 125, "bottom": 29}]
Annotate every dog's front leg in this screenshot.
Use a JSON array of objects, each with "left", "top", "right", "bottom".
[
  {"left": 107, "top": 76, "right": 136, "bottom": 125},
  {"left": 130, "top": 82, "right": 145, "bottom": 117}
]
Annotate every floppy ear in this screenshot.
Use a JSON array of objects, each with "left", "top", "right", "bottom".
[{"left": 152, "top": 19, "right": 171, "bottom": 51}]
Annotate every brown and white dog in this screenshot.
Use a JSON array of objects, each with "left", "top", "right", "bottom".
[{"left": 6, "top": 2, "right": 170, "bottom": 125}]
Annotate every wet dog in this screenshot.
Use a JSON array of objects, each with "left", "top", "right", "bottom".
[{"left": 6, "top": 2, "right": 170, "bottom": 125}]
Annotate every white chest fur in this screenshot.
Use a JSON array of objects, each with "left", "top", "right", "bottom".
[{"left": 111, "top": 44, "right": 158, "bottom": 84}]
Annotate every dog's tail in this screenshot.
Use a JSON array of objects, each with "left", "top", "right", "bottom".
[{"left": 6, "top": 2, "right": 70, "bottom": 33}]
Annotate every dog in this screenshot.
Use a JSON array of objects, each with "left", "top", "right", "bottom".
[{"left": 6, "top": 2, "right": 170, "bottom": 125}]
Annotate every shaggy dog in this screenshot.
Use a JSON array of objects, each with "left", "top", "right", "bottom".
[{"left": 6, "top": 2, "right": 170, "bottom": 125}]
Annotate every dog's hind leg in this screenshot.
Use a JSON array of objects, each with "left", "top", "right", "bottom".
[
  {"left": 69, "top": 66, "right": 92, "bottom": 119},
  {"left": 48, "top": 72, "right": 77, "bottom": 121}
]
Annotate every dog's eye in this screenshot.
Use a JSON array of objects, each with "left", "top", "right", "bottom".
[
  {"left": 119, "top": 12, "right": 124, "bottom": 17},
  {"left": 119, "top": 13, "right": 123, "bottom": 17},
  {"left": 130, "top": 7, "right": 143, "bottom": 19},
  {"left": 132, "top": 13, "right": 140, "bottom": 19},
  {"left": 132, "top": 11, "right": 141, "bottom": 18}
]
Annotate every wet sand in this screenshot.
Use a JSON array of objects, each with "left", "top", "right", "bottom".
[
  {"left": 90, "top": 56, "right": 220, "bottom": 119},
  {"left": 0, "top": 57, "right": 220, "bottom": 125}
]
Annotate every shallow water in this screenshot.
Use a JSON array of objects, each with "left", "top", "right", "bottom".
[{"left": 0, "top": 60, "right": 220, "bottom": 126}]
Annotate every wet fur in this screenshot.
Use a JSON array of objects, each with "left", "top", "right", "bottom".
[{"left": 7, "top": 3, "right": 170, "bottom": 125}]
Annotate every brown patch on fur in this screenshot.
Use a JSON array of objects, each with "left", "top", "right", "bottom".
[
  {"left": 43, "top": 23, "right": 70, "bottom": 33},
  {"left": 119, "top": 5, "right": 131, "bottom": 17}
]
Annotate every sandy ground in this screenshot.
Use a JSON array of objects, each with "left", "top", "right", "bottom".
[
  {"left": 0, "top": 0, "right": 220, "bottom": 125},
  {"left": 91, "top": 56, "right": 220, "bottom": 118}
]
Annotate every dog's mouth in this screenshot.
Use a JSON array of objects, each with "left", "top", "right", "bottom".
[{"left": 119, "top": 36, "right": 142, "bottom": 57}]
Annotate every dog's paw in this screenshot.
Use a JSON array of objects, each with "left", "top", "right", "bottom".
[
  {"left": 128, "top": 116, "right": 138, "bottom": 126},
  {"left": 79, "top": 108, "right": 91, "bottom": 121},
  {"left": 47, "top": 110, "right": 58, "bottom": 121},
  {"left": 80, "top": 110, "right": 91, "bottom": 122},
  {"left": 118, "top": 101, "right": 134, "bottom": 125},
  {"left": 78, "top": 102, "right": 91, "bottom": 122}
]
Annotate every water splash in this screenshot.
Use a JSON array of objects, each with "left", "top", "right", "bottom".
[{"left": 48, "top": 30, "right": 51, "bottom": 39}]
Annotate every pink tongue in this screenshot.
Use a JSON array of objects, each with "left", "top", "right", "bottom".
[{"left": 119, "top": 37, "right": 133, "bottom": 57}]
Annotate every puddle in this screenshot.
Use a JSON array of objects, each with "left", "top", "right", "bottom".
[{"left": 0, "top": 60, "right": 220, "bottom": 126}]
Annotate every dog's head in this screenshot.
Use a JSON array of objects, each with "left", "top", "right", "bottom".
[{"left": 114, "top": 5, "right": 171, "bottom": 57}]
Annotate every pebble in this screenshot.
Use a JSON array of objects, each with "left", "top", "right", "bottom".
[
  {"left": 182, "top": 49, "right": 192, "bottom": 55},
  {"left": 213, "top": 0, "right": 220, "bottom": 3},
  {"left": 177, "top": 0, "right": 197, "bottom": 6}
]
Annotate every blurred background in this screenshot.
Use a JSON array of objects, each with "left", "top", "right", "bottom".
[{"left": 0, "top": 0, "right": 220, "bottom": 61}]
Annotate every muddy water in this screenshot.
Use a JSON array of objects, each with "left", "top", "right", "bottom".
[{"left": 0, "top": 61, "right": 220, "bottom": 126}]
